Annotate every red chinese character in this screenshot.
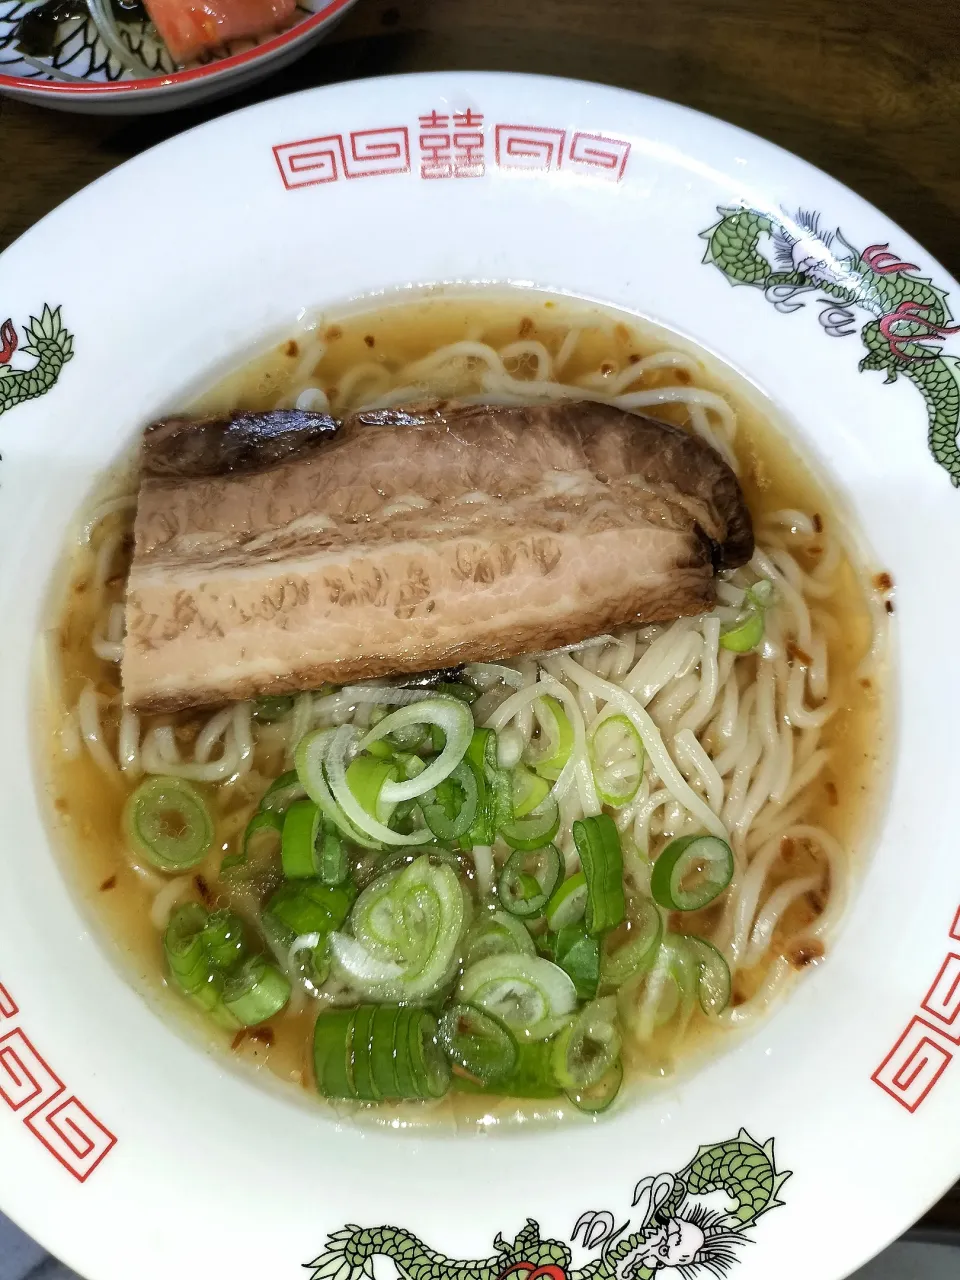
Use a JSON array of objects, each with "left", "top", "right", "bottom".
[
  {"left": 419, "top": 108, "right": 452, "bottom": 178},
  {"left": 453, "top": 128, "right": 484, "bottom": 177},
  {"left": 453, "top": 108, "right": 484, "bottom": 127},
  {"left": 420, "top": 134, "right": 451, "bottom": 179}
]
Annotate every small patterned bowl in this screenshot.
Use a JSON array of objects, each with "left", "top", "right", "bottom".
[{"left": 0, "top": 0, "right": 358, "bottom": 113}]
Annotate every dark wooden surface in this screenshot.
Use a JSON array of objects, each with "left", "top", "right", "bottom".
[{"left": 2, "top": 0, "right": 960, "bottom": 1236}]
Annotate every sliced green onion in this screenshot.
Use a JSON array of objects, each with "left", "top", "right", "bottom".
[
  {"left": 400, "top": 1006, "right": 450, "bottom": 1098},
  {"left": 281, "top": 799, "right": 322, "bottom": 878},
  {"left": 331, "top": 856, "right": 465, "bottom": 1001},
  {"left": 346, "top": 755, "right": 400, "bottom": 825},
  {"left": 222, "top": 955, "right": 290, "bottom": 1025},
  {"left": 463, "top": 909, "right": 536, "bottom": 966},
  {"left": 450, "top": 1039, "right": 562, "bottom": 1099},
  {"left": 497, "top": 1041, "right": 562, "bottom": 1097},
  {"left": 263, "top": 881, "right": 353, "bottom": 939},
  {"left": 565, "top": 1058, "right": 623, "bottom": 1113},
  {"left": 313, "top": 1005, "right": 450, "bottom": 1100},
  {"left": 276, "top": 810, "right": 345, "bottom": 886},
  {"left": 589, "top": 715, "right": 645, "bottom": 807},
  {"left": 317, "top": 823, "right": 348, "bottom": 886},
  {"left": 573, "top": 814, "right": 626, "bottom": 935},
  {"left": 163, "top": 903, "right": 209, "bottom": 994},
  {"left": 499, "top": 791, "right": 560, "bottom": 851},
  {"left": 544, "top": 924, "right": 600, "bottom": 1001},
  {"left": 467, "top": 728, "right": 512, "bottom": 832},
  {"left": 349, "top": 869, "right": 407, "bottom": 961},
  {"left": 434, "top": 681, "right": 479, "bottom": 704},
  {"left": 327, "top": 726, "right": 431, "bottom": 847},
  {"left": 467, "top": 727, "right": 498, "bottom": 773},
  {"left": 306, "top": 935, "right": 331, "bottom": 986},
  {"left": 313, "top": 1008, "right": 356, "bottom": 1098},
  {"left": 461, "top": 764, "right": 492, "bottom": 849},
  {"left": 224, "top": 809, "right": 283, "bottom": 878},
  {"left": 253, "top": 695, "right": 295, "bottom": 722},
  {"left": 358, "top": 697, "right": 475, "bottom": 803},
  {"left": 650, "top": 835, "right": 734, "bottom": 911},
  {"left": 545, "top": 872, "right": 587, "bottom": 931},
  {"left": 201, "top": 910, "right": 246, "bottom": 971},
  {"left": 525, "top": 695, "right": 573, "bottom": 781},
  {"left": 350, "top": 1004, "right": 383, "bottom": 1101},
  {"left": 422, "top": 761, "right": 479, "bottom": 841},
  {"left": 457, "top": 953, "right": 577, "bottom": 1033},
  {"left": 551, "top": 999, "right": 621, "bottom": 1090},
  {"left": 295, "top": 729, "right": 383, "bottom": 850},
  {"left": 719, "top": 610, "right": 764, "bottom": 652},
  {"left": 259, "top": 769, "right": 307, "bottom": 814},
  {"left": 683, "top": 935, "right": 732, "bottom": 1015},
  {"left": 600, "top": 898, "right": 663, "bottom": 988},
  {"left": 124, "top": 776, "right": 213, "bottom": 872},
  {"left": 617, "top": 935, "right": 697, "bottom": 1042},
  {"left": 438, "top": 1003, "right": 518, "bottom": 1084},
  {"left": 497, "top": 844, "right": 563, "bottom": 918},
  {"left": 719, "top": 581, "right": 773, "bottom": 653},
  {"left": 512, "top": 765, "right": 551, "bottom": 818}
]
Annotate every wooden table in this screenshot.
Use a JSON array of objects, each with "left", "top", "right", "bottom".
[{"left": 2, "top": 0, "right": 959, "bottom": 1237}]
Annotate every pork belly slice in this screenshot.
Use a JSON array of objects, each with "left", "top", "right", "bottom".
[{"left": 122, "top": 401, "right": 753, "bottom": 712}]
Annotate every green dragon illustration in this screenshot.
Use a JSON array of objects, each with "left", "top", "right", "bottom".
[
  {"left": 305, "top": 1130, "right": 789, "bottom": 1280},
  {"left": 0, "top": 305, "right": 74, "bottom": 417},
  {"left": 701, "top": 206, "right": 960, "bottom": 486}
]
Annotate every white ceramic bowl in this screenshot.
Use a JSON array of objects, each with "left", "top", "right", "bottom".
[
  {"left": 0, "top": 0, "right": 358, "bottom": 113},
  {"left": 1, "top": 71, "right": 958, "bottom": 1280}
]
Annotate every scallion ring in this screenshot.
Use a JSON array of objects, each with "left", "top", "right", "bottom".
[
  {"left": 124, "top": 776, "right": 213, "bottom": 872},
  {"left": 313, "top": 1005, "right": 450, "bottom": 1100},
  {"left": 163, "top": 903, "right": 209, "bottom": 994},
  {"left": 499, "top": 791, "right": 560, "bottom": 851},
  {"left": 201, "top": 909, "right": 246, "bottom": 971},
  {"left": 565, "top": 1058, "right": 623, "bottom": 1113},
  {"left": 456, "top": 953, "right": 577, "bottom": 1032},
  {"left": 421, "top": 760, "right": 479, "bottom": 841},
  {"left": 497, "top": 844, "right": 563, "bottom": 918},
  {"left": 683, "top": 935, "right": 732, "bottom": 1015},
  {"left": 258, "top": 769, "right": 307, "bottom": 814},
  {"left": 572, "top": 814, "right": 626, "bottom": 935},
  {"left": 511, "top": 765, "right": 551, "bottom": 817},
  {"left": 252, "top": 695, "right": 295, "bottom": 723},
  {"left": 600, "top": 898, "right": 664, "bottom": 988},
  {"left": 550, "top": 1000, "right": 621, "bottom": 1090},
  {"left": 281, "top": 799, "right": 323, "bottom": 879},
  {"left": 326, "top": 725, "right": 432, "bottom": 847},
  {"left": 545, "top": 872, "right": 588, "bottom": 931},
  {"left": 524, "top": 695, "right": 574, "bottom": 781},
  {"left": 438, "top": 1003, "right": 519, "bottom": 1084},
  {"left": 546, "top": 924, "right": 600, "bottom": 1001},
  {"left": 222, "top": 955, "right": 291, "bottom": 1025},
  {"left": 358, "top": 697, "right": 475, "bottom": 804},
  {"left": 589, "top": 714, "right": 645, "bottom": 808},
  {"left": 346, "top": 755, "right": 401, "bottom": 826},
  {"left": 462, "top": 909, "right": 536, "bottom": 967},
  {"left": 650, "top": 835, "right": 734, "bottom": 911},
  {"left": 294, "top": 729, "right": 383, "bottom": 850}
]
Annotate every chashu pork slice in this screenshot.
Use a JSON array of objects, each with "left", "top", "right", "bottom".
[{"left": 122, "top": 400, "right": 753, "bottom": 712}]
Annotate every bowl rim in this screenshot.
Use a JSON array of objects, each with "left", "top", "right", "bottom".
[
  {"left": 0, "top": 0, "right": 352, "bottom": 95},
  {"left": 2, "top": 68, "right": 960, "bottom": 1280}
]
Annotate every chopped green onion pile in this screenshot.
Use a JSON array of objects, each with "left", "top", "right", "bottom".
[{"left": 146, "top": 675, "right": 740, "bottom": 1114}]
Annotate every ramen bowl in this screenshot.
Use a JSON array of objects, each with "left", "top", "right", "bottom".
[
  {"left": 0, "top": 71, "right": 957, "bottom": 1280},
  {"left": 0, "top": 0, "right": 359, "bottom": 113}
]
